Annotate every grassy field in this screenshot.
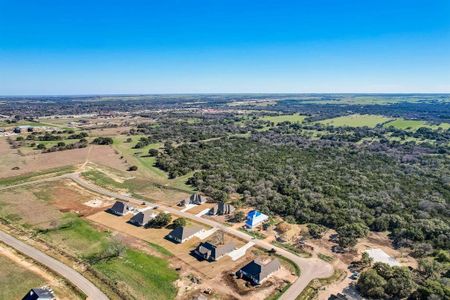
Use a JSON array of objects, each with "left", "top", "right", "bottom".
[
  {"left": 82, "top": 168, "right": 192, "bottom": 204},
  {"left": 40, "top": 217, "right": 113, "bottom": 258},
  {"left": 39, "top": 216, "right": 179, "bottom": 299},
  {"left": 94, "top": 248, "right": 178, "bottom": 300},
  {"left": 112, "top": 135, "right": 193, "bottom": 192},
  {"left": 0, "top": 255, "right": 46, "bottom": 300},
  {"left": 260, "top": 113, "right": 307, "bottom": 124},
  {"left": 112, "top": 135, "right": 166, "bottom": 179},
  {"left": 319, "top": 114, "right": 392, "bottom": 128},
  {"left": 0, "top": 165, "right": 76, "bottom": 187},
  {"left": 384, "top": 118, "right": 450, "bottom": 131}
]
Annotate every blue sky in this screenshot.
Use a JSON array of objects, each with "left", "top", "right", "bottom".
[{"left": 0, "top": 0, "right": 449, "bottom": 95}]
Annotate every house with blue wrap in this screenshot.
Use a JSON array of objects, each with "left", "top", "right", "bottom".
[{"left": 245, "top": 210, "right": 269, "bottom": 229}]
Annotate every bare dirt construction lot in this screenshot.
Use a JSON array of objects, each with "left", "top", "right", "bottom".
[
  {"left": 0, "top": 243, "right": 82, "bottom": 300},
  {"left": 0, "top": 179, "right": 113, "bottom": 229},
  {"left": 87, "top": 211, "right": 293, "bottom": 299},
  {"left": 310, "top": 231, "right": 417, "bottom": 300},
  {"left": 0, "top": 137, "right": 128, "bottom": 178}
]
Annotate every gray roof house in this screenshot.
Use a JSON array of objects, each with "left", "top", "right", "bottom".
[
  {"left": 210, "top": 202, "right": 235, "bottom": 215},
  {"left": 108, "top": 201, "right": 130, "bottom": 216},
  {"left": 129, "top": 210, "right": 156, "bottom": 226},
  {"left": 22, "top": 287, "right": 55, "bottom": 300},
  {"left": 167, "top": 226, "right": 204, "bottom": 243},
  {"left": 236, "top": 258, "right": 281, "bottom": 285},
  {"left": 178, "top": 193, "right": 208, "bottom": 207},
  {"left": 194, "top": 241, "right": 235, "bottom": 261}
]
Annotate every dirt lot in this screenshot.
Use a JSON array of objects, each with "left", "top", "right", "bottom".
[
  {"left": 87, "top": 126, "right": 131, "bottom": 137},
  {"left": 0, "top": 180, "right": 113, "bottom": 228},
  {"left": 87, "top": 211, "right": 295, "bottom": 300},
  {"left": 87, "top": 211, "right": 248, "bottom": 279},
  {"left": 0, "top": 137, "right": 128, "bottom": 178},
  {"left": 309, "top": 231, "right": 417, "bottom": 300}
]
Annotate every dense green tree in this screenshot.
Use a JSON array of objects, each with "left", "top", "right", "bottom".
[{"left": 173, "top": 218, "right": 187, "bottom": 228}]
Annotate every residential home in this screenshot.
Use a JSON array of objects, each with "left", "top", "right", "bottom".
[
  {"left": 245, "top": 210, "right": 269, "bottom": 229},
  {"left": 167, "top": 226, "right": 204, "bottom": 243},
  {"left": 210, "top": 202, "right": 235, "bottom": 215},
  {"left": 236, "top": 258, "right": 281, "bottom": 285},
  {"left": 194, "top": 241, "right": 235, "bottom": 261},
  {"left": 108, "top": 201, "right": 131, "bottom": 216},
  {"left": 129, "top": 209, "right": 157, "bottom": 226},
  {"left": 178, "top": 193, "right": 208, "bottom": 207},
  {"left": 22, "top": 287, "right": 55, "bottom": 300}
]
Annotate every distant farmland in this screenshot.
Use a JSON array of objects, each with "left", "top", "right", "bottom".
[
  {"left": 383, "top": 118, "right": 450, "bottom": 131},
  {"left": 318, "top": 114, "right": 392, "bottom": 128}
]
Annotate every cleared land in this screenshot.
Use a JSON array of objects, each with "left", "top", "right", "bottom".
[
  {"left": 318, "top": 114, "right": 392, "bottom": 127},
  {"left": 260, "top": 113, "right": 307, "bottom": 124},
  {"left": 384, "top": 118, "right": 450, "bottom": 131},
  {"left": 87, "top": 211, "right": 248, "bottom": 279},
  {"left": 0, "top": 137, "right": 128, "bottom": 178},
  {"left": 0, "top": 179, "right": 112, "bottom": 228},
  {"left": 81, "top": 168, "right": 191, "bottom": 205}
]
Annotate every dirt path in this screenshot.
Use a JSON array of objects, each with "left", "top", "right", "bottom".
[
  {"left": 0, "top": 231, "right": 108, "bottom": 300},
  {"left": 68, "top": 173, "right": 334, "bottom": 300},
  {"left": 0, "top": 243, "right": 56, "bottom": 283}
]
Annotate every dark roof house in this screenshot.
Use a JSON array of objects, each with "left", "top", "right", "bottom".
[
  {"left": 210, "top": 202, "right": 235, "bottom": 215},
  {"left": 236, "top": 258, "right": 281, "bottom": 285},
  {"left": 177, "top": 193, "right": 208, "bottom": 207},
  {"left": 194, "top": 241, "right": 235, "bottom": 261},
  {"left": 22, "top": 287, "right": 55, "bottom": 300},
  {"left": 108, "top": 201, "right": 130, "bottom": 216},
  {"left": 129, "top": 210, "right": 156, "bottom": 226},
  {"left": 167, "top": 226, "right": 204, "bottom": 243}
]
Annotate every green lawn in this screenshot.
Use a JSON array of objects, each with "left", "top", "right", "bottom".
[
  {"left": 384, "top": 118, "right": 450, "bottom": 131},
  {"left": 260, "top": 113, "right": 307, "bottom": 124},
  {"left": 0, "top": 255, "right": 46, "bottom": 300},
  {"left": 93, "top": 249, "right": 178, "bottom": 300},
  {"left": 40, "top": 217, "right": 113, "bottom": 258},
  {"left": 39, "top": 216, "right": 178, "bottom": 299},
  {"left": 319, "top": 114, "right": 392, "bottom": 128}
]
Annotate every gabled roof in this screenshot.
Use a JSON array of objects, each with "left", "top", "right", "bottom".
[
  {"left": 189, "top": 193, "right": 207, "bottom": 204},
  {"left": 246, "top": 210, "right": 268, "bottom": 227},
  {"left": 168, "top": 226, "right": 203, "bottom": 241},
  {"left": 196, "top": 241, "right": 235, "bottom": 260},
  {"left": 211, "top": 202, "right": 235, "bottom": 215},
  {"left": 110, "top": 201, "right": 128, "bottom": 214},
  {"left": 24, "top": 288, "right": 55, "bottom": 300},
  {"left": 129, "top": 210, "right": 156, "bottom": 226},
  {"left": 239, "top": 258, "right": 280, "bottom": 283}
]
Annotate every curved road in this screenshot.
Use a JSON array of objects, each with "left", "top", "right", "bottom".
[
  {"left": 0, "top": 231, "right": 108, "bottom": 300},
  {"left": 67, "top": 173, "right": 334, "bottom": 300},
  {"left": 1, "top": 172, "right": 333, "bottom": 300}
]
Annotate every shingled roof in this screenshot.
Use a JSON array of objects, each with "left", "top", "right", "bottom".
[
  {"left": 195, "top": 241, "right": 235, "bottom": 261},
  {"left": 167, "top": 226, "right": 203, "bottom": 243},
  {"left": 109, "top": 201, "right": 130, "bottom": 216},
  {"left": 129, "top": 210, "right": 156, "bottom": 226},
  {"left": 237, "top": 258, "right": 281, "bottom": 284}
]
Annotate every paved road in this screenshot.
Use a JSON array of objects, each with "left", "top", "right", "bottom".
[
  {"left": 0, "top": 231, "right": 108, "bottom": 300},
  {"left": 1, "top": 172, "right": 334, "bottom": 299},
  {"left": 68, "top": 173, "right": 334, "bottom": 300}
]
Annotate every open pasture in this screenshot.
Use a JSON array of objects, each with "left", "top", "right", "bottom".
[
  {"left": 318, "top": 114, "right": 392, "bottom": 128},
  {"left": 384, "top": 118, "right": 450, "bottom": 131}
]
